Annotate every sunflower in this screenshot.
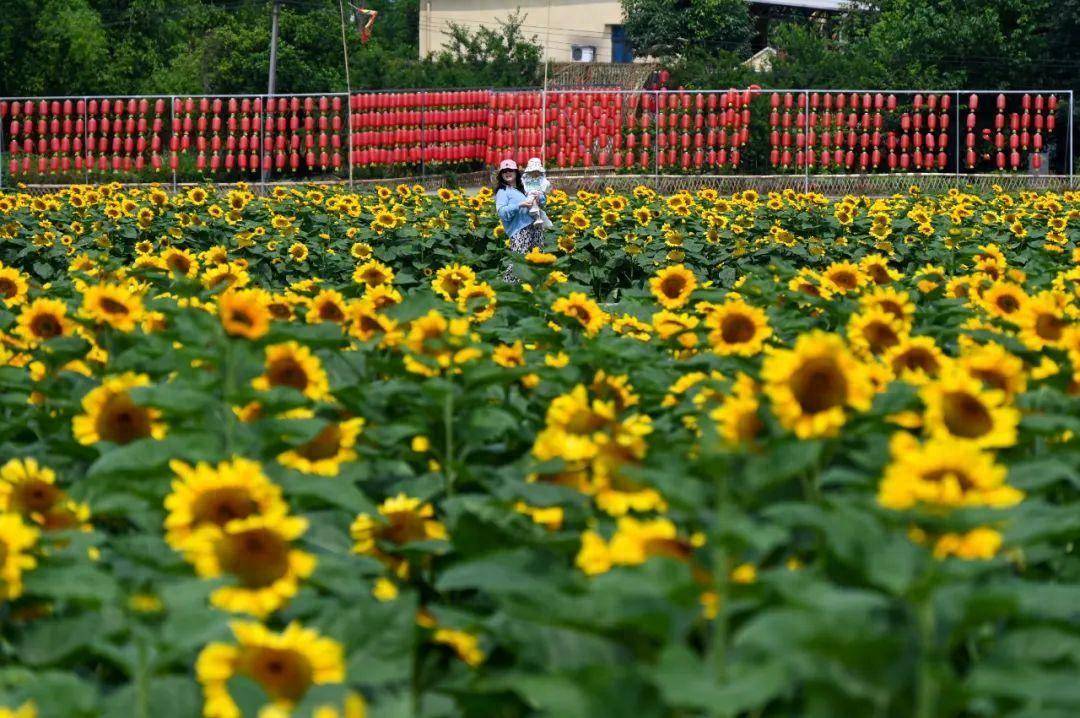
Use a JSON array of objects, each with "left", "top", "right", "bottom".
[
  {"left": 847, "top": 308, "right": 908, "bottom": 357},
  {"left": 457, "top": 281, "right": 497, "bottom": 323},
  {"left": 278, "top": 417, "right": 365, "bottom": 476},
  {"left": 860, "top": 254, "right": 902, "bottom": 285},
  {"left": 217, "top": 288, "right": 271, "bottom": 340},
  {"left": 72, "top": 373, "right": 166, "bottom": 446},
  {"left": 958, "top": 341, "right": 1027, "bottom": 397},
  {"left": 821, "top": 261, "right": 866, "bottom": 295},
  {"left": 1014, "top": 290, "right": 1072, "bottom": 350},
  {"left": 762, "top": 331, "right": 874, "bottom": 438},
  {"left": 577, "top": 518, "right": 696, "bottom": 576},
  {"left": 196, "top": 621, "right": 344, "bottom": 718},
  {"left": 525, "top": 247, "right": 557, "bottom": 265},
  {"left": 363, "top": 284, "right": 403, "bottom": 310},
  {"left": 350, "top": 241, "right": 374, "bottom": 260},
  {"left": 859, "top": 287, "right": 915, "bottom": 325},
  {"left": 15, "top": 298, "right": 70, "bottom": 346},
  {"left": 0, "top": 457, "right": 90, "bottom": 532},
  {"left": 201, "top": 262, "right": 250, "bottom": 291},
  {"left": 531, "top": 385, "right": 616, "bottom": 464},
  {"left": 353, "top": 259, "right": 395, "bottom": 288},
  {"left": 590, "top": 370, "right": 639, "bottom": 412},
  {"left": 931, "top": 527, "right": 1003, "bottom": 561},
  {"left": 80, "top": 282, "right": 144, "bottom": 332},
  {"left": 877, "top": 432, "right": 1022, "bottom": 510},
  {"left": 920, "top": 367, "right": 1019, "bottom": 448},
  {"left": 0, "top": 265, "right": 30, "bottom": 307},
  {"left": 432, "top": 264, "right": 476, "bottom": 301},
  {"left": 787, "top": 269, "right": 833, "bottom": 300},
  {"left": 704, "top": 298, "right": 771, "bottom": 356},
  {"left": 186, "top": 187, "right": 208, "bottom": 205},
  {"left": 883, "top": 336, "right": 946, "bottom": 384},
  {"left": 709, "top": 374, "right": 762, "bottom": 447},
  {"left": 188, "top": 513, "right": 316, "bottom": 618},
  {"left": 306, "top": 289, "right": 349, "bottom": 324},
  {"left": 164, "top": 457, "right": 287, "bottom": 554},
  {"left": 287, "top": 242, "right": 309, "bottom": 262},
  {"left": 348, "top": 301, "right": 401, "bottom": 345},
  {"left": 552, "top": 293, "right": 609, "bottom": 336},
  {"left": 351, "top": 494, "right": 447, "bottom": 574},
  {"left": 648, "top": 265, "right": 697, "bottom": 309},
  {"left": 253, "top": 342, "right": 330, "bottom": 401},
  {"left": 0, "top": 513, "right": 38, "bottom": 600},
  {"left": 979, "top": 281, "right": 1028, "bottom": 319},
  {"left": 492, "top": 341, "right": 526, "bottom": 368}
]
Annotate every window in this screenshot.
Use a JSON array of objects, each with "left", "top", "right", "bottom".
[
  {"left": 571, "top": 45, "right": 596, "bottom": 62},
  {"left": 610, "top": 26, "right": 633, "bottom": 63}
]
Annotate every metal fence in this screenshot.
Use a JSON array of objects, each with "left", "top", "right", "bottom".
[{"left": 0, "top": 88, "right": 1073, "bottom": 191}]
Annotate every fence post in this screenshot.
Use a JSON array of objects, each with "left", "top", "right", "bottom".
[
  {"left": 653, "top": 89, "right": 660, "bottom": 181},
  {"left": 84, "top": 97, "right": 91, "bottom": 186},
  {"left": 1069, "top": 90, "right": 1074, "bottom": 184},
  {"left": 0, "top": 100, "right": 5, "bottom": 191},
  {"left": 803, "top": 91, "right": 810, "bottom": 194},
  {"left": 954, "top": 91, "right": 960, "bottom": 182},
  {"left": 420, "top": 97, "right": 426, "bottom": 182},
  {"left": 346, "top": 92, "right": 355, "bottom": 188},
  {"left": 169, "top": 97, "right": 177, "bottom": 191}
]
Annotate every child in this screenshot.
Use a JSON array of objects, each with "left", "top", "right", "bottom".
[{"left": 521, "top": 157, "right": 553, "bottom": 228}]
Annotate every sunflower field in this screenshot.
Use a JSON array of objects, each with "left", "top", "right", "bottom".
[{"left": 0, "top": 181, "right": 1079, "bottom": 718}]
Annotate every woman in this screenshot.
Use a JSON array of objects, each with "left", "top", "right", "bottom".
[{"left": 494, "top": 159, "right": 545, "bottom": 283}]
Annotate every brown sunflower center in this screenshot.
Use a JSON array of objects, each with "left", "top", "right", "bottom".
[
  {"left": 868, "top": 266, "right": 891, "bottom": 284},
  {"left": 923, "top": 467, "right": 975, "bottom": 491},
  {"left": 13, "top": 479, "right": 62, "bottom": 514},
  {"left": 829, "top": 270, "right": 857, "bottom": 289},
  {"left": 243, "top": 647, "right": 313, "bottom": 703},
  {"left": 863, "top": 321, "right": 900, "bottom": 355},
  {"left": 381, "top": 512, "right": 430, "bottom": 545},
  {"left": 317, "top": 301, "right": 345, "bottom": 323},
  {"left": 267, "top": 358, "right": 309, "bottom": 391},
  {"left": 296, "top": 424, "right": 343, "bottom": 461},
  {"left": 0, "top": 278, "right": 17, "bottom": 298},
  {"left": 99, "top": 297, "right": 130, "bottom": 316},
  {"left": 96, "top": 393, "right": 153, "bottom": 444},
  {"left": 30, "top": 313, "right": 63, "bottom": 339},
  {"left": 969, "top": 368, "right": 1009, "bottom": 393},
  {"left": 996, "top": 294, "right": 1020, "bottom": 313},
  {"left": 228, "top": 309, "right": 254, "bottom": 328},
  {"left": 719, "top": 313, "right": 756, "bottom": 344},
  {"left": 941, "top": 391, "right": 993, "bottom": 438},
  {"left": 268, "top": 302, "right": 291, "bottom": 320},
  {"left": 216, "top": 527, "right": 290, "bottom": 588},
  {"left": 1034, "top": 313, "right": 1065, "bottom": 341},
  {"left": 191, "top": 488, "right": 260, "bottom": 527},
  {"left": 893, "top": 348, "right": 939, "bottom": 374},
  {"left": 790, "top": 356, "right": 848, "bottom": 414},
  {"left": 660, "top": 275, "right": 686, "bottom": 298},
  {"left": 878, "top": 301, "right": 905, "bottom": 320},
  {"left": 167, "top": 256, "right": 191, "bottom": 274}
]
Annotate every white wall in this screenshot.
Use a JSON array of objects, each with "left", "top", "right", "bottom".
[{"left": 419, "top": 0, "right": 626, "bottom": 63}]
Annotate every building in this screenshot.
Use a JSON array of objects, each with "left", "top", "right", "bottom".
[{"left": 418, "top": 0, "right": 850, "bottom": 64}]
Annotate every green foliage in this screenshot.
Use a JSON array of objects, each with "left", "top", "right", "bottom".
[
  {"left": 0, "top": 0, "right": 539, "bottom": 96},
  {"left": 621, "top": 0, "right": 753, "bottom": 59}
]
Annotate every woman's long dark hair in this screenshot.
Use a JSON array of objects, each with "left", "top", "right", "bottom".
[{"left": 494, "top": 168, "right": 525, "bottom": 194}]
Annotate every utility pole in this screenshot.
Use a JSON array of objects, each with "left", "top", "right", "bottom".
[{"left": 262, "top": 0, "right": 282, "bottom": 187}]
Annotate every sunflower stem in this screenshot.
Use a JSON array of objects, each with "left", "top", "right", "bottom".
[
  {"left": 135, "top": 632, "right": 150, "bottom": 718},
  {"left": 710, "top": 467, "right": 731, "bottom": 709},
  {"left": 443, "top": 384, "right": 455, "bottom": 495},
  {"left": 221, "top": 338, "right": 235, "bottom": 453},
  {"left": 914, "top": 596, "right": 938, "bottom": 718}
]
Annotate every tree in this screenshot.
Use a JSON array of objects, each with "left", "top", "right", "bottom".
[{"left": 621, "top": 0, "right": 754, "bottom": 59}]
